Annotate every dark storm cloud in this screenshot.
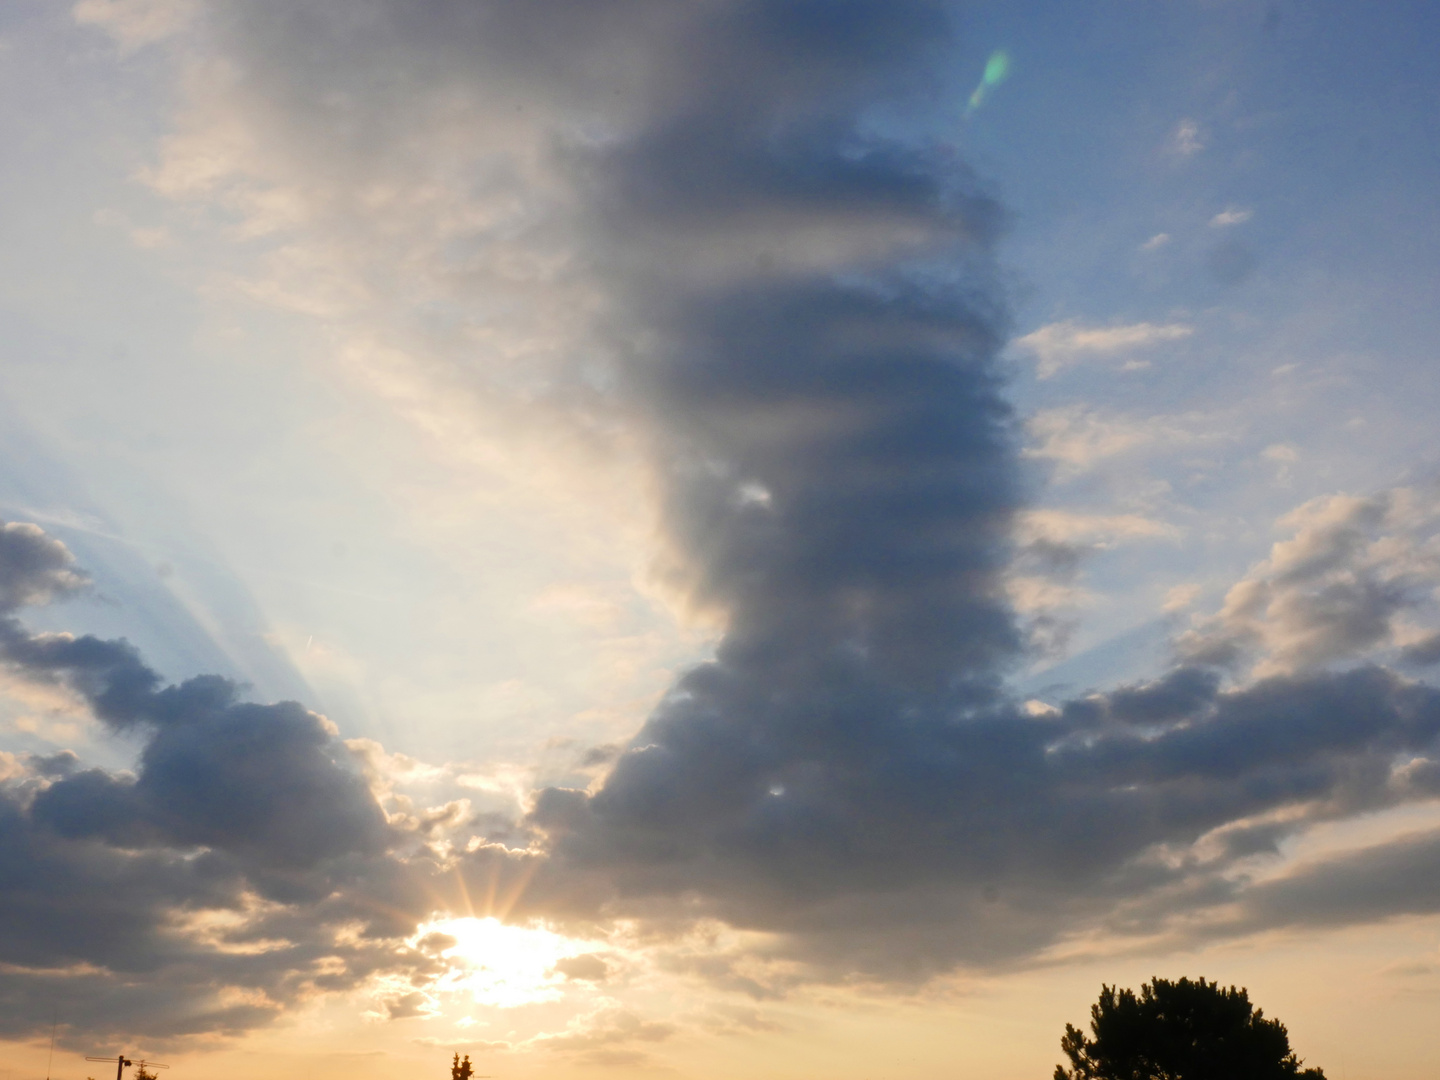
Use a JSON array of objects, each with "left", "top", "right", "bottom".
[
  {"left": 499, "top": 0, "right": 1436, "bottom": 972},
  {"left": 529, "top": 662, "right": 1440, "bottom": 976},
  {"left": 183, "top": 0, "right": 1440, "bottom": 980}
]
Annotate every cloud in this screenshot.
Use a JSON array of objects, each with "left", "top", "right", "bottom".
[
  {"left": 1400, "top": 631, "right": 1440, "bottom": 668},
  {"left": 1014, "top": 320, "right": 1194, "bottom": 378},
  {"left": 1019, "top": 508, "right": 1180, "bottom": 546},
  {"left": 529, "top": 1007, "right": 675, "bottom": 1055},
  {"left": 1024, "top": 405, "right": 1213, "bottom": 478},
  {"left": 1209, "top": 206, "right": 1254, "bottom": 228},
  {"left": 0, "top": 526, "right": 445, "bottom": 1044},
  {"left": 73, "top": 0, "right": 196, "bottom": 52},
  {"left": 1262, "top": 443, "right": 1298, "bottom": 463},
  {"left": 1163, "top": 584, "right": 1203, "bottom": 613},
  {"left": 554, "top": 953, "right": 610, "bottom": 982},
  {"left": 1178, "top": 487, "right": 1440, "bottom": 676},
  {"left": 527, "top": 648, "right": 1440, "bottom": 979},
  {"left": 1170, "top": 119, "right": 1204, "bottom": 157},
  {"left": 0, "top": 521, "right": 90, "bottom": 613},
  {"left": 1237, "top": 827, "right": 1440, "bottom": 932},
  {"left": 1117, "top": 818, "right": 1440, "bottom": 953}
]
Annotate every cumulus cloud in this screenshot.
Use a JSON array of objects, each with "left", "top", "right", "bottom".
[
  {"left": 1014, "top": 319, "right": 1194, "bottom": 378},
  {"left": 1178, "top": 487, "right": 1440, "bottom": 676}
]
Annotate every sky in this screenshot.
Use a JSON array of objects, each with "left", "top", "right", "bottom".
[{"left": 2, "top": 1, "right": 1440, "bottom": 1078}]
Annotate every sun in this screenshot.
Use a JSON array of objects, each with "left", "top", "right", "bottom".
[{"left": 415, "top": 916, "right": 580, "bottom": 1008}]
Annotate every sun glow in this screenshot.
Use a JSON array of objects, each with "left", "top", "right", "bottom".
[{"left": 416, "top": 916, "right": 581, "bottom": 1008}]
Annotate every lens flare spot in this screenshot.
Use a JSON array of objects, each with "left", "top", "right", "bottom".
[{"left": 966, "top": 49, "right": 1011, "bottom": 115}]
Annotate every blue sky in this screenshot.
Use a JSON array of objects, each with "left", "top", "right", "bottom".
[{"left": 2, "top": 2, "right": 1440, "bottom": 1078}]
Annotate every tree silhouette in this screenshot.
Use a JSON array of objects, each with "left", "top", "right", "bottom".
[
  {"left": 450, "top": 1053, "right": 473, "bottom": 1080},
  {"left": 1054, "top": 976, "right": 1326, "bottom": 1079}
]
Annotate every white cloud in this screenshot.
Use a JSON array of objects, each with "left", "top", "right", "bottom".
[
  {"left": 1170, "top": 119, "right": 1204, "bottom": 157},
  {"left": 1262, "top": 443, "right": 1299, "bottom": 463},
  {"left": 1025, "top": 405, "right": 1204, "bottom": 477},
  {"left": 1209, "top": 206, "right": 1254, "bottom": 227},
  {"left": 1007, "top": 574, "right": 1091, "bottom": 615},
  {"left": 1140, "top": 232, "right": 1171, "bottom": 251},
  {"left": 1162, "top": 583, "right": 1203, "bottom": 613},
  {"left": 1018, "top": 508, "right": 1180, "bottom": 547},
  {"left": 1014, "top": 319, "right": 1194, "bottom": 378}
]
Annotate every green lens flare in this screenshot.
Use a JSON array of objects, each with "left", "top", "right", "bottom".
[
  {"left": 983, "top": 50, "right": 1010, "bottom": 86},
  {"left": 965, "top": 49, "right": 1011, "bottom": 116}
]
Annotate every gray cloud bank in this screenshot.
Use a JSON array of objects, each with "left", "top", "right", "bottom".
[
  {"left": 0, "top": 526, "right": 441, "bottom": 1042},
  {"left": 5, "top": 0, "right": 1440, "bottom": 1045}
]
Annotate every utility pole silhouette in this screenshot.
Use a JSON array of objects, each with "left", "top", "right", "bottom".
[
  {"left": 85, "top": 1054, "right": 169, "bottom": 1080},
  {"left": 85, "top": 1054, "right": 130, "bottom": 1080}
]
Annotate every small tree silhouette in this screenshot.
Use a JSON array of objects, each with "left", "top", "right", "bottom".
[
  {"left": 450, "top": 1053, "right": 473, "bottom": 1080},
  {"left": 133, "top": 1067, "right": 156, "bottom": 1080},
  {"left": 1054, "top": 976, "right": 1326, "bottom": 1079}
]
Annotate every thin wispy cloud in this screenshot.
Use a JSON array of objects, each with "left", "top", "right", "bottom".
[
  {"left": 1015, "top": 319, "right": 1195, "bottom": 378},
  {"left": 1210, "top": 206, "right": 1254, "bottom": 227},
  {"left": 71, "top": 0, "right": 196, "bottom": 51},
  {"left": 1024, "top": 404, "right": 1214, "bottom": 478},
  {"left": 1170, "top": 118, "right": 1204, "bottom": 157}
]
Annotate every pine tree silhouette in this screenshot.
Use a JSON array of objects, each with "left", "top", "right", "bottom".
[{"left": 1055, "top": 977, "right": 1326, "bottom": 1079}]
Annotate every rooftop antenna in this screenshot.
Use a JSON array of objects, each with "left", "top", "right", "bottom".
[{"left": 46, "top": 1015, "right": 58, "bottom": 1080}]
